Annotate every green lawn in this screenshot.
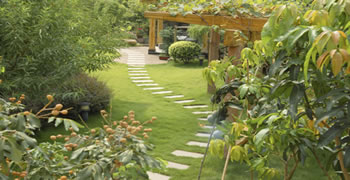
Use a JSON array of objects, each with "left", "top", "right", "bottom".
[{"left": 36, "top": 60, "right": 331, "bottom": 180}]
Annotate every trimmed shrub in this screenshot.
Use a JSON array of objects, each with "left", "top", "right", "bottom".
[
  {"left": 168, "top": 41, "right": 201, "bottom": 63},
  {"left": 25, "top": 73, "right": 111, "bottom": 120}
]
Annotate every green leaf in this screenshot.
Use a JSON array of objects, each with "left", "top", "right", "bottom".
[
  {"left": 318, "top": 125, "right": 345, "bottom": 147},
  {"left": 269, "top": 51, "right": 286, "bottom": 76},
  {"left": 239, "top": 84, "right": 249, "bottom": 98},
  {"left": 27, "top": 114, "right": 41, "bottom": 129},
  {"left": 254, "top": 128, "right": 269, "bottom": 146},
  {"left": 289, "top": 84, "right": 304, "bottom": 121},
  {"left": 119, "top": 150, "right": 133, "bottom": 163},
  {"left": 8, "top": 138, "right": 23, "bottom": 162},
  {"left": 16, "top": 131, "right": 37, "bottom": 147},
  {"left": 55, "top": 118, "right": 62, "bottom": 127},
  {"left": 71, "top": 148, "right": 84, "bottom": 160}
]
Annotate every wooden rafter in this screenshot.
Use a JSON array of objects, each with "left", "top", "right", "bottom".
[{"left": 144, "top": 11, "right": 267, "bottom": 31}]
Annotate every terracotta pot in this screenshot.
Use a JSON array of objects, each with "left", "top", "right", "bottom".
[{"left": 159, "top": 56, "right": 169, "bottom": 60}]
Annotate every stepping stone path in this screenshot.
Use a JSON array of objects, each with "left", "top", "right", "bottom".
[
  {"left": 147, "top": 172, "right": 170, "bottom": 180},
  {"left": 196, "top": 133, "right": 211, "bottom": 138},
  {"left": 164, "top": 95, "right": 185, "bottom": 99},
  {"left": 152, "top": 91, "right": 173, "bottom": 94},
  {"left": 132, "top": 80, "right": 154, "bottom": 83},
  {"left": 144, "top": 87, "right": 165, "bottom": 90},
  {"left": 123, "top": 49, "right": 216, "bottom": 180},
  {"left": 136, "top": 83, "right": 159, "bottom": 86},
  {"left": 167, "top": 161, "right": 190, "bottom": 170},
  {"left": 186, "top": 141, "right": 208, "bottom": 148},
  {"left": 183, "top": 104, "right": 208, "bottom": 109},
  {"left": 130, "top": 77, "right": 150, "bottom": 79},
  {"left": 129, "top": 73, "right": 149, "bottom": 76},
  {"left": 192, "top": 111, "right": 213, "bottom": 115},
  {"left": 174, "top": 99, "right": 195, "bottom": 104},
  {"left": 171, "top": 150, "right": 204, "bottom": 158}
]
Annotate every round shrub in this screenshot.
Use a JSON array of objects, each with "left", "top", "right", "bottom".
[{"left": 168, "top": 41, "right": 201, "bottom": 63}]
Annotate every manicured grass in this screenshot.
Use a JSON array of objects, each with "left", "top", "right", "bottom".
[{"left": 36, "top": 60, "right": 331, "bottom": 180}]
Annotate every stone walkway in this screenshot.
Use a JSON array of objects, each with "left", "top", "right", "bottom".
[{"left": 120, "top": 47, "right": 214, "bottom": 180}]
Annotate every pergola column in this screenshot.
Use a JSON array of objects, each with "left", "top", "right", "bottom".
[
  {"left": 208, "top": 29, "right": 220, "bottom": 61},
  {"left": 148, "top": 18, "right": 157, "bottom": 54},
  {"left": 157, "top": 20, "right": 163, "bottom": 44}
]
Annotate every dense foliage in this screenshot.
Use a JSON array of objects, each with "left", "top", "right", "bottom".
[
  {"left": 0, "top": 96, "right": 164, "bottom": 179},
  {"left": 169, "top": 41, "right": 201, "bottom": 63},
  {"left": 149, "top": 0, "right": 312, "bottom": 18},
  {"left": 205, "top": 0, "right": 350, "bottom": 179},
  {"left": 0, "top": 0, "right": 145, "bottom": 113}
]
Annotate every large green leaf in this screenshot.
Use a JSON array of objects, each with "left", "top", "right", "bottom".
[
  {"left": 318, "top": 124, "right": 345, "bottom": 147},
  {"left": 289, "top": 84, "right": 305, "bottom": 121},
  {"left": 119, "top": 150, "right": 133, "bottom": 163},
  {"left": 254, "top": 128, "right": 269, "bottom": 146}
]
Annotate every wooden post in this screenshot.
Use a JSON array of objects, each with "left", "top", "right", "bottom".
[
  {"left": 224, "top": 30, "right": 251, "bottom": 60},
  {"left": 202, "top": 33, "right": 209, "bottom": 53},
  {"left": 157, "top": 20, "right": 163, "bottom": 44},
  {"left": 208, "top": 29, "right": 220, "bottom": 61},
  {"left": 148, "top": 18, "right": 156, "bottom": 54}
]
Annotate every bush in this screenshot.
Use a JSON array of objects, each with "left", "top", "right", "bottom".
[
  {"left": 168, "top": 41, "right": 201, "bottom": 63},
  {"left": 25, "top": 73, "right": 111, "bottom": 119},
  {"left": 0, "top": 96, "right": 165, "bottom": 179},
  {"left": 55, "top": 73, "right": 112, "bottom": 116}
]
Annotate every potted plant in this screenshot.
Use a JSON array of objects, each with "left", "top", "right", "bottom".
[{"left": 159, "top": 53, "right": 169, "bottom": 60}]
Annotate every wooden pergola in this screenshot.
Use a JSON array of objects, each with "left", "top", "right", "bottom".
[{"left": 144, "top": 11, "right": 267, "bottom": 60}]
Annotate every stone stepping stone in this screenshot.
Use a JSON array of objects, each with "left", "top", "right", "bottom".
[
  {"left": 128, "top": 68, "right": 145, "bottom": 70},
  {"left": 152, "top": 91, "right": 173, "bottom": 94},
  {"left": 128, "top": 55, "right": 144, "bottom": 57},
  {"left": 171, "top": 150, "right": 204, "bottom": 158},
  {"left": 127, "top": 63, "right": 146, "bottom": 65},
  {"left": 128, "top": 65, "right": 145, "bottom": 67},
  {"left": 186, "top": 141, "right": 208, "bottom": 148},
  {"left": 174, "top": 99, "right": 195, "bottom": 104},
  {"left": 183, "top": 105, "right": 208, "bottom": 109},
  {"left": 144, "top": 87, "right": 165, "bottom": 90},
  {"left": 203, "top": 125, "right": 214, "bottom": 129},
  {"left": 128, "top": 61, "right": 145, "bottom": 63},
  {"left": 129, "top": 73, "right": 149, "bottom": 76},
  {"left": 128, "top": 71, "right": 147, "bottom": 73},
  {"left": 130, "top": 77, "right": 150, "bottom": 79},
  {"left": 164, "top": 95, "right": 185, "bottom": 99},
  {"left": 128, "top": 57, "right": 144, "bottom": 59},
  {"left": 147, "top": 172, "right": 170, "bottom": 180},
  {"left": 167, "top": 161, "right": 189, "bottom": 170},
  {"left": 132, "top": 80, "right": 154, "bottom": 83},
  {"left": 196, "top": 133, "right": 210, "bottom": 138},
  {"left": 136, "top": 83, "right": 159, "bottom": 86},
  {"left": 192, "top": 111, "right": 213, "bottom": 115},
  {"left": 198, "top": 118, "right": 207, "bottom": 121}
]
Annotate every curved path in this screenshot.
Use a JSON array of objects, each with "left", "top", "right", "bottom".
[{"left": 120, "top": 47, "right": 214, "bottom": 180}]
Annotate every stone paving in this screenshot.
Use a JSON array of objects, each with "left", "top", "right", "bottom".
[{"left": 120, "top": 48, "right": 214, "bottom": 180}]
